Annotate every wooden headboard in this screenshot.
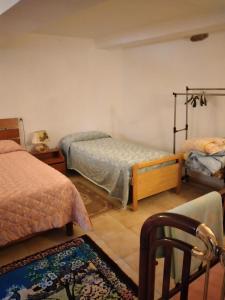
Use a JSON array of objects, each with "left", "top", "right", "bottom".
[{"left": 0, "top": 118, "right": 20, "bottom": 144}]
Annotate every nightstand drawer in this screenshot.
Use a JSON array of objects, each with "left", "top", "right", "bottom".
[
  {"left": 30, "top": 148, "right": 66, "bottom": 174},
  {"left": 51, "top": 162, "right": 66, "bottom": 174}
]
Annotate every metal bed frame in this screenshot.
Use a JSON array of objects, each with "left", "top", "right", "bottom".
[{"left": 139, "top": 212, "right": 225, "bottom": 300}]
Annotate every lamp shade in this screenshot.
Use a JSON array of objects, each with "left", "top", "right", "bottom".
[{"left": 32, "top": 130, "right": 49, "bottom": 145}]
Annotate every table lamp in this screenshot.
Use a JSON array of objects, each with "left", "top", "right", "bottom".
[{"left": 32, "top": 130, "right": 49, "bottom": 152}]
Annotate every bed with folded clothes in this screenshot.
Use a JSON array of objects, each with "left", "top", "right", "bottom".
[
  {"left": 0, "top": 140, "right": 91, "bottom": 247},
  {"left": 59, "top": 131, "right": 182, "bottom": 210},
  {"left": 182, "top": 137, "right": 225, "bottom": 178}
]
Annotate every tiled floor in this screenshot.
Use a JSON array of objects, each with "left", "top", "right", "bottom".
[
  {"left": 88, "top": 180, "right": 213, "bottom": 285},
  {"left": 0, "top": 178, "right": 214, "bottom": 297}
]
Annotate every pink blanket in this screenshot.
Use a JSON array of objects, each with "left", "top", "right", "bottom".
[{"left": 0, "top": 140, "right": 91, "bottom": 246}]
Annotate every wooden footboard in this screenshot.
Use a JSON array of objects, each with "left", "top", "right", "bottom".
[
  {"left": 0, "top": 118, "right": 20, "bottom": 144},
  {"left": 132, "top": 154, "right": 182, "bottom": 210}
]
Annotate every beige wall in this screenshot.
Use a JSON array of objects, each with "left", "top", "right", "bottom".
[
  {"left": 0, "top": 34, "right": 123, "bottom": 147},
  {"left": 118, "top": 31, "right": 225, "bottom": 152},
  {"left": 1, "top": 31, "right": 225, "bottom": 151}
]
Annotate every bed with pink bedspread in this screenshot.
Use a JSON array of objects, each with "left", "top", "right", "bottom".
[{"left": 0, "top": 140, "right": 91, "bottom": 247}]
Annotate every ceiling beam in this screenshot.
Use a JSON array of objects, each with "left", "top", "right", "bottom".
[{"left": 96, "top": 13, "right": 225, "bottom": 49}]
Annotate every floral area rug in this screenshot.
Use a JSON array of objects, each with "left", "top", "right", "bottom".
[
  {"left": 0, "top": 235, "right": 138, "bottom": 299},
  {"left": 69, "top": 174, "right": 120, "bottom": 217}
]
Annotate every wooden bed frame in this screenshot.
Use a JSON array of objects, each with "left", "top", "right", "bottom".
[
  {"left": 0, "top": 118, "right": 20, "bottom": 144},
  {"left": 63, "top": 135, "right": 182, "bottom": 210},
  {"left": 0, "top": 118, "right": 74, "bottom": 240},
  {"left": 132, "top": 153, "right": 182, "bottom": 210}
]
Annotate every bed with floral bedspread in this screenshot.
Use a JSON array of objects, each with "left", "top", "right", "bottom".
[{"left": 60, "top": 131, "right": 182, "bottom": 209}]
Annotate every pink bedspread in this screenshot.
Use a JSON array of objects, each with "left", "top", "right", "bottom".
[{"left": 0, "top": 141, "right": 91, "bottom": 246}]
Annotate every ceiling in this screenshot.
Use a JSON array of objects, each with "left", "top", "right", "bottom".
[
  {"left": 1, "top": 0, "right": 225, "bottom": 48},
  {"left": 0, "top": 0, "right": 20, "bottom": 15}
]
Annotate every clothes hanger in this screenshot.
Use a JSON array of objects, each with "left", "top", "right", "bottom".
[
  {"left": 202, "top": 91, "right": 207, "bottom": 106},
  {"left": 185, "top": 92, "right": 207, "bottom": 107},
  {"left": 191, "top": 95, "right": 199, "bottom": 107}
]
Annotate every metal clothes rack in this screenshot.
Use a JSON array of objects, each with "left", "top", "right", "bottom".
[{"left": 173, "top": 86, "right": 225, "bottom": 154}]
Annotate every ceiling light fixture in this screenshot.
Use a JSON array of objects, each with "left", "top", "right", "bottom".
[{"left": 190, "top": 33, "right": 209, "bottom": 42}]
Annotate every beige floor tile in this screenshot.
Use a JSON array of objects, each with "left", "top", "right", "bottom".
[
  {"left": 123, "top": 250, "right": 140, "bottom": 273},
  {"left": 97, "top": 242, "right": 120, "bottom": 262},
  {"left": 101, "top": 229, "right": 139, "bottom": 258},
  {"left": 108, "top": 208, "right": 150, "bottom": 228},
  {"left": 91, "top": 213, "right": 128, "bottom": 239},
  {"left": 130, "top": 223, "right": 143, "bottom": 236},
  {"left": 115, "top": 258, "right": 139, "bottom": 284},
  {"left": 87, "top": 230, "right": 101, "bottom": 242},
  {"left": 87, "top": 233, "right": 120, "bottom": 262}
]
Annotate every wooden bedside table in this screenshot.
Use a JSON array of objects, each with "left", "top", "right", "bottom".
[{"left": 30, "top": 148, "right": 66, "bottom": 174}]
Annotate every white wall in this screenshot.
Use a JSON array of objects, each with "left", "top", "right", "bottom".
[
  {"left": 1, "top": 31, "right": 225, "bottom": 152},
  {"left": 118, "top": 31, "right": 225, "bottom": 152},
  {"left": 0, "top": 34, "right": 123, "bottom": 147}
]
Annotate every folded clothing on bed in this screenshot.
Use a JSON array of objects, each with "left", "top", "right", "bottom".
[
  {"left": 181, "top": 137, "right": 225, "bottom": 176},
  {"left": 182, "top": 137, "right": 225, "bottom": 155},
  {"left": 185, "top": 150, "right": 225, "bottom": 176}
]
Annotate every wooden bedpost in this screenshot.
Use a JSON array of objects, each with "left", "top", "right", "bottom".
[{"left": 66, "top": 222, "right": 74, "bottom": 236}]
